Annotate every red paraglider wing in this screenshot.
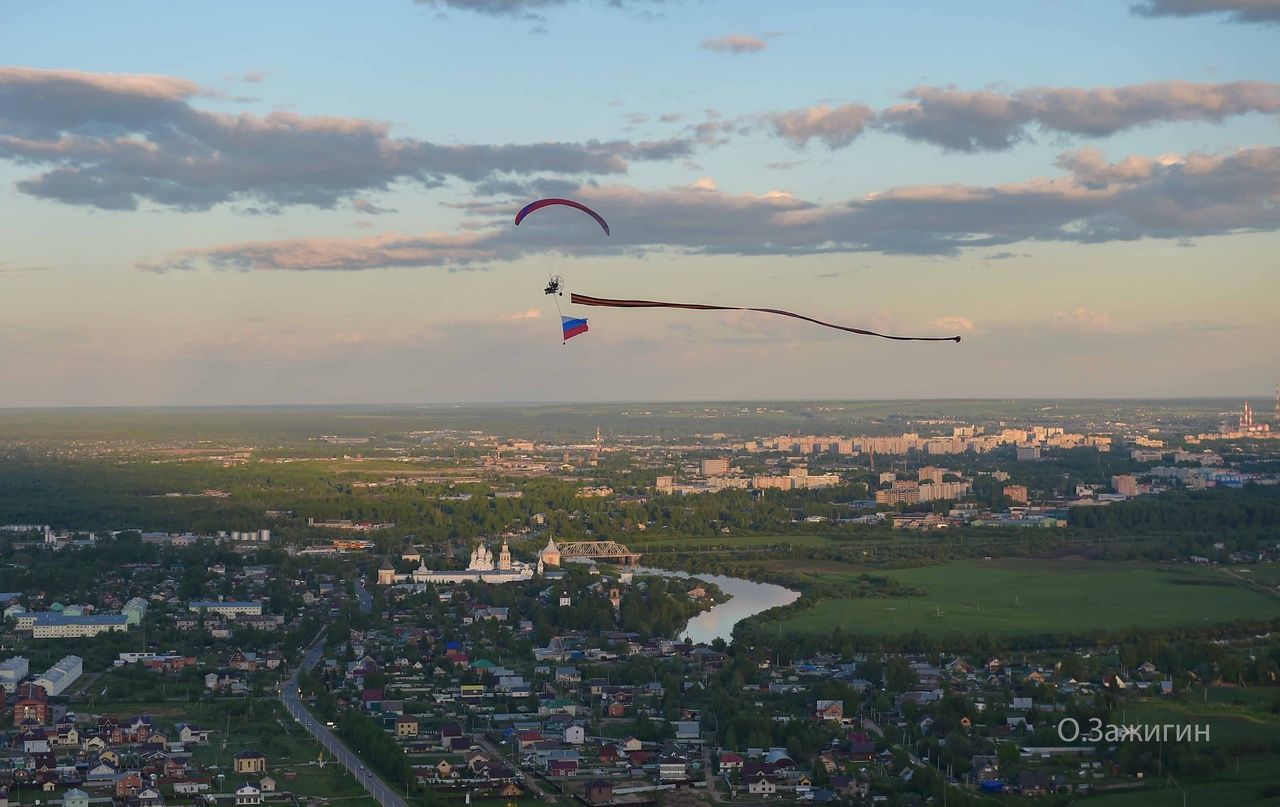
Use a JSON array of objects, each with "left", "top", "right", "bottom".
[{"left": 514, "top": 198, "right": 610, "bottom": 236}]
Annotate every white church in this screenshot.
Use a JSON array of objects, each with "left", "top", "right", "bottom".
[{"left": 379, "top": 539, "right": 558, "bottom": 586}]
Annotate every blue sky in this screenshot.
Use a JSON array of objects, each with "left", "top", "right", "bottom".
[{"left": 1, "top": 0, "right": 1278, "bottom": 405}]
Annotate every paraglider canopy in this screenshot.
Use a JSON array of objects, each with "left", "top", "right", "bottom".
[{"left": 514, "top": 198, "right": 611, "bottom": 236}]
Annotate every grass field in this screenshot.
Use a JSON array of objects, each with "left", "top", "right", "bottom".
[
  {"left": 1085, "top": 758, "right": 1280, "bottom": 807},
  {"left": 82, "top": 698, "right": 376, "bottom": 802},
  {"left": 757, "top": 559, "right": 1280, "bottom": 636},
  {"left": 632, "top": 533, "right": 840, "bottom": 552},
  {"left": 1110, "top": 687, "right": 1280, "bottom": 755}
]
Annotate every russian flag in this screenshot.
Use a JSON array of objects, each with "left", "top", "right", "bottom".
[{"left": 561, "top": 315, "right": 589, "bottom": 342}]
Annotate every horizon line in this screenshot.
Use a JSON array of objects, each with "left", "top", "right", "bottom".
[{"left": 0, "top": 394, "right": 1277, "bottom": 413}]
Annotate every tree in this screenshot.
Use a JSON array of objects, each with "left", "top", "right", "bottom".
[
  {"left": 885, "top": 657, "right": 917, "bottom": 692},
  {"left": 997, "top": 741, "right": 1020, "bottom": 773}
]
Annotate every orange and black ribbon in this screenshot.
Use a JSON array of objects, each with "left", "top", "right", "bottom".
[{"left": 570, "top": 293, "right": 962, "bottom": 343}]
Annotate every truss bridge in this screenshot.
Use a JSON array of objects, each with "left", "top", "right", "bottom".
[{"left": 558, "top": 540, "right": 641, "bottom": 566}]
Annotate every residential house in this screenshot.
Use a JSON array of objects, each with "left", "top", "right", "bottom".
[
  {"left": 228, "top": 650, "right": 259, "bottom": 672},
  {"left": 658, "top": 746, "right": 688, "bottom": 782},
  {"left": 135, "top": 786, "right": 164, "bottom": 807},
  {"left": 1019, "top": 770, "right": 1050, "bottom": 798},
  {"left": 173, "top": 781, "right": 210, "bottom": 795},
  {"left": 115, "top": 772, "right": 144, "bottom": 797},
  {"left": 675, "top": 721, "right": 700, "bottom": 741},
  {"left": 176, "top": 724, "right": 211, "bottom": 745},
  {"left": 235, "top": 783, "right": 262, "bottom": 806},
  {"left": 815, "top": 699, "right": 844, "bottom": 722},
  {"left": 585, "top": 779, "right": 614, "bottom": 805},
  {"left": 748, "top": 775, "right": 777, "bottom": 795},
  {"left": 85, "top": 761, "right": 118, "bottom": 783},
  {"left": 234, "top": 750, "right": 267, "bottom": 774},
  {"left": 14, "top": 683, "right": 49, "bottom": 725},
  {"left": 848, "top": 731, "right": 876, "bottom": 761}
]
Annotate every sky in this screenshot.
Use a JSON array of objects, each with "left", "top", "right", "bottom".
[{"left": 1, "top": 0, "right": 1278, "bottom": 406}]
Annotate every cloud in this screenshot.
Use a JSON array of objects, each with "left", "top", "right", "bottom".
[
  {"left": 142, "top": 144, "right": 1280, "bottom": 270},
  {"left": 0, "top": 264, "right": 52, "bottom": 274},
  {"left": 141, "top": 230, "right": 509, "bottom": 273},
  {"left": 763, "top": 80, "right": 1280, "bottom": 152},
  {"left": 934, "top": 316, "right": 975, "bottom": 333},
  {"left": 0, "top": 66, "right": 699, "bottom": 212},
  {"left": 502, "top": 308, "right": 543, "bottom": 320},
  {"left": 1050, "top": 307, "right": 1120, "bottom": 334},
  {"left": 983, "top": 251, "right": 1027, "bottom": 260},
  {"left": 701, "top": 34, "right": 768, "bottom": 54},
  {"left": 1131, "top": 0, "right": 1280, "bottom": 23},
  {"left": 879, "top": 81, "right": 1280, "bottom": 151},
  {"left": 765, "top": 103, "right": 876, "bottom": 148},
  {"left": 413, "top": 0, "right": 670, "bottom": 19},
  {"left": 353, "top": 197, "right": 397, "bottom": 215}
]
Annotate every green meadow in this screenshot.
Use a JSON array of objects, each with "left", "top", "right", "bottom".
[{"left": 757, "top": 559, "right": 1280, "bottom": 636}]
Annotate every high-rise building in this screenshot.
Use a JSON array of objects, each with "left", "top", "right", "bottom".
[
  {"left": 700, "top": 458, "right": 730, "bottom": 477},
  {"left": 1003, "top": 485, "right": 1029, "bottom": 504},
  {"left": 876, "top": 481, "right": 920, "bottom": 506},
  {"left": 918, "top": 481, "right": 971, "bottom": 502},
  {"left": 1111, "top": 475, "right": 1138, "bottom": 496},
  {"left": 918, "top": 466, "right": 946, "bottom": 484}
]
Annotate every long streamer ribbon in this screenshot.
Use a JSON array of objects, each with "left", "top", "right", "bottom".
[{"left": 570, "top": 293, "right": 962, "bottom": 343}]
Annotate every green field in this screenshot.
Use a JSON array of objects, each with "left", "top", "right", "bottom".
[
  {"left": 758, "top": 559, "right": 1280, "bottom": 637},
  {"left": 632, "top": 533, "right": 839, "bottom": 552},
  {"left": 1085, "top": 759, "right": 1280, "bottom": 807},
  {"left": 1123, "top": 701, "right": 1280, "bottom": 749}
]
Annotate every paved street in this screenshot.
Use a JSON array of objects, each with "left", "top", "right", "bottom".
[
  {"left": 354, "top": 578, "right": 374, "bottom": 614},
  {"left": 477, "top": 736, "right": 554, "bottom": 802},
  {"left": 281, "top": 638, "right": 408, "bottom": 807},
  {"left": 862, "top": 715, "right": 926, "bottom": 767}
]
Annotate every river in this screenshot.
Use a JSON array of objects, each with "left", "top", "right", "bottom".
[{"left": 633, "top": 567, "right": 801, "bottom": 645}]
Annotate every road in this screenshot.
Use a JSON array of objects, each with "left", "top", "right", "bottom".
[
  {"left": 861, "top": 715, "right": 926, "bottom": 768},
  {"left": 354, "top": 579, "right": 374, "bottom": 614},
  {"left": 702, "top": 743, "right": 720, "bottom": 801},
  {"left": 476, "top": 736, "right": 554, "bottom": 802},
  {"left": 281, "top": 636, "right": 407, "bottom": 807}
]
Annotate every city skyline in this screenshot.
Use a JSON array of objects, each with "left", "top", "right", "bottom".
[{"left": 1, "top": 0, "right": 1278, "bottom": 406}]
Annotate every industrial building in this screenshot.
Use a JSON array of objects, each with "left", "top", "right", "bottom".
[
  {"left": 0, "top": 656, "right": 28, "bottom": 693},
  {"left": 33, "top": 655, "right": 82, "bottom": 697},
  {"left": 188, "top": 601, "right": 263, "bottom": 617}
]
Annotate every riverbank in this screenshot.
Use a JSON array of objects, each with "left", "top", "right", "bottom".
[{"left": 633, "top": 566, "right": 800, "bottom": 644}]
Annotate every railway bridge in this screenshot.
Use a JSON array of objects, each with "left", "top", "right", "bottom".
[{"left": 557, "top": 540, "right": 641, "bottom": 566}]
